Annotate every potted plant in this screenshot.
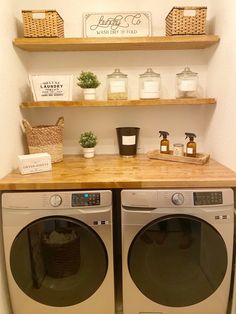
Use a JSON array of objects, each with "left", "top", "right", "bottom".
[
  {"left": 79, "top": 131, "right": 97, "bottom": 158},
  {"left": 77, "top": 71, "right": 101, "bottom": 100}
]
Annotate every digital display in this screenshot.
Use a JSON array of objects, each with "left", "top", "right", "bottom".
[
  {"left": 72, "top": 193, "right": 100, "bottom": 207},
  {"left": 193, "top": 192, "right": 223, "bottom": 206}
]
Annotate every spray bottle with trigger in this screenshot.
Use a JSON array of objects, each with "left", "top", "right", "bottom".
[
  {"left": 159, "top": 131, "right": 170, "bottom": 154},
  {"left": 185, "top": 132, "right": 197, "bottom": 157}
]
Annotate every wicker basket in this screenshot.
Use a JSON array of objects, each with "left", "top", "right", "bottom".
[
  {"left": 22, "top": 117, "right": 64, "bottom": 163},
  {"left": 166, "top": 6, "right": 207, "bottom": 36},
  {"left": 42, "top": 230, "right": 80, "bottom": 278},
  {"left": 22, "top": 10, "right": 64, "bottom": 38}
]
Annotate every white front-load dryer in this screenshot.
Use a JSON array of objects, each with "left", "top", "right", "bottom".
[
  {"left": 2, "top": 190, "right": 114, "bottom": 314},
  {"left": 121, "top": 188, "right": 234, "bottom": 314}
]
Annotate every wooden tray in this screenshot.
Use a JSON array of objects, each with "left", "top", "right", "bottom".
[{"left": 147, "top": 150, "right": 210, "bottom": 165}]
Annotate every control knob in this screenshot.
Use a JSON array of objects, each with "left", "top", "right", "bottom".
[
  {"left": 50, "top": 194, "right": 62, "bottom": 207},
  {"left": 171, "top": 193, "right": 184, "bottom": 206}
]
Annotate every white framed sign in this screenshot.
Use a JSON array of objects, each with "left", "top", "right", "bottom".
[
  {"left": 29, "top": 75, "right": 73, "bottom": 101},
  {"left": 83, "top": 12, "right": 152, "bottom": 38}
]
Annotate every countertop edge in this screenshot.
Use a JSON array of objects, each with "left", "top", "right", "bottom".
[
  {"left": 1, "top": 155, "right": 236, "bottom": 191},
  {"left": 1, "top": 180, "right": 236, "bottom": 191}
]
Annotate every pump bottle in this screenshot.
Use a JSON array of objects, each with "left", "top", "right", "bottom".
[
  {"left": 185, "top": 133, "right": 197, "bottom": 157},
  {"left": 159, "top": 131, "right": 170, "bottom": 154}
]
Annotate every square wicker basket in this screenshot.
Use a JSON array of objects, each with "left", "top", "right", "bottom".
[
  {"left": 166, "top": 6, "right": 207, "bottom": 36},
  {"left": 22, "top": 10, "right": 64, "bottom": 38}
]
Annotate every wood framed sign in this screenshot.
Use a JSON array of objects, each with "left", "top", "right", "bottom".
[
  {"left": 29, "top": 75, "right": 73, "bottom": 101},
  {"left": 83, "top": 12, "right": 152, "bottom": 37}
]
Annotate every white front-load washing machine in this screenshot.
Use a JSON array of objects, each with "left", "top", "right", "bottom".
[
  {"left": 2, "top": 190, "right": 114, "bottom": 314},
  {"left": 121, "top": 188, "right": 234, "bottom": 314}
]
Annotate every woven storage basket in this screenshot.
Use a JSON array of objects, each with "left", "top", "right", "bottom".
[
  {"left": 42, "top": 230, "right": 80, "bottom": 278},
  {"left": 22, "top": 10, "right": 64, "bottom": 38},
  {"left": 22, "top": 117, "right": 64, "bottom": 163},
  {"left": 166, "top": 6, "right": 207, "bottom": 36}
]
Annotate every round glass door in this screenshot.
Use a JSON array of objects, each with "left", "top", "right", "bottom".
[
  {"left": 128, "top": 215, "right": 228, "bottom": 307},
  {"left": 10, "top": 216, "right": 108, "bottom": 307}
]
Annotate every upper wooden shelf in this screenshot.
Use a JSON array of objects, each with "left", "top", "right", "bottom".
[
  {"left": 13, "top": 35, "right": 220, "bottom": 52},
  {"left": 21, "top": 98, "right": 216, "bottom": 108}
]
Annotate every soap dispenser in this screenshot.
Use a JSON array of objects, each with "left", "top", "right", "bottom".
[
  {"left": 185, "top": 132, "right": 197, "bottom": 157},
  {"left": 159, "top": 131, "right": 170, "bottom": 154}
]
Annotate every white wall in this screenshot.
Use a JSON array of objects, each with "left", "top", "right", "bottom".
[
  {"left": 205, "top": 0, "right": 236, "bottom": 171},
  {"left": 0, "top": 1, "right": 235, "bottom": 314},
  {"left": 0, "top": 0, "right": 28, "bottom": 179},
  {"left": 13, "top": 0, "right": 212, "bottom": 156},
  {"left": 0, "top": 0, "right": 29, "bottom": 312}
]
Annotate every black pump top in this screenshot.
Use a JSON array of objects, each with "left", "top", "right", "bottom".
[
  {"left": 159, "top": 131, "right": 169, "bottom": 139},
  {"left": 185, "top": 132, "right": 196, "bottom": 140}
]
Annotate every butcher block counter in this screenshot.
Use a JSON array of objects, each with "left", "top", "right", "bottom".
[{"left": 0, "top": 155, "right": 236, "bottom": 190}]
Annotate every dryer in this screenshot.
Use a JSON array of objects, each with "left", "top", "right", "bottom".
[
  {"left": 2, "top": 190, "right": 114, "bottom": 314},
  {"left": 121, "top": 188, "right": 234, "bottom": 314}
]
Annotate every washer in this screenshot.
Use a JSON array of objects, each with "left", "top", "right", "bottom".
[
  {"left": 2, "top": 190, "right": 114, "bottom": 314},
  {"left": 230, "top": 210, "right": 236, "bottom": 314},
  {"left": 121, "top": 188, "right": 234, "bottom": 314}
]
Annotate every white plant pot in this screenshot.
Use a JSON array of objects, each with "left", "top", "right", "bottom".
[
  {"left": 83, "top": 88, "right": 96, "bottom": 100},
  {"left": 82, "top": 147, "right": 95, "bottom": 158}
]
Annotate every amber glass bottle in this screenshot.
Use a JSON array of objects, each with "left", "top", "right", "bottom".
[
  {"left": 159, "top": 131, "right": 170, "bottom": 154},
  {"left": 185, "top": 133, "right": 197, "bottom": 157}
]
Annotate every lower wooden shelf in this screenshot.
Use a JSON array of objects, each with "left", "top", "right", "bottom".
[{"left": 21, "top": 98, "right": 216, "bottom": 108}]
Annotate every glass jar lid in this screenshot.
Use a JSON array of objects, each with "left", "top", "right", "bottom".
[
  {"left": 173, "top": 143, "right": 184, "bottom": 147},
  {"left": 107, "top": 68, "right": 127, "bottom": 78},
  {"left": 139, "top": 68, "right": 160, "bottom": 78},
  {"left": 176, "top": 67, "right": 198, "bottom": 78}
]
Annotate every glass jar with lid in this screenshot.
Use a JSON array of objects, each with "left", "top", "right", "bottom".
[
  {"left": 107, "top": 69, "right": 128, "bottom": 100},
  {"left": 176, "top": 67, "right": 199, "bottom": 98},
  {"left": 139, "top": 68, "right": 161, "bottom": 99}
]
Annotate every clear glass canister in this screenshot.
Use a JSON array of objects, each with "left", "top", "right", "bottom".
[
  {"left": 139, "top": 68, "right": 161, "bottom": 99},
  {"left": 107, "top": 69, "right": 128, "bottom": 100},
  {"left": 176, "top": 67, "right": 198, "bottom": 98},
  {"left": 173, "top": 143, "right": 184, "bottom": 156}
]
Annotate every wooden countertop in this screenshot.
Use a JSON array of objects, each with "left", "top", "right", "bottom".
[{"left": 0, "top": 155, "right": 236, "bottom": 190}]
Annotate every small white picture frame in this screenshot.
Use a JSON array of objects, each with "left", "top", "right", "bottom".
[{"left": 29, "top": 75, "right": 73, "bottom": 101}]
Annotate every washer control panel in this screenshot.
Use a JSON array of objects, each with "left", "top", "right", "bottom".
[
  {"left": 171, "top": 193, "right": 184, "bottom": 206},
  {"left": 193, "top": 191, "right": 223, "bottom": 206},
  {"left": 72, "top": 192, "right": 100, "bottom": 207},
  {"left": 50, "top": 194, "right": 62, "bottom": 207}
]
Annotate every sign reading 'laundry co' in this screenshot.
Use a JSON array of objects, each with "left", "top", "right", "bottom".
[{"left": 83, "top": 12, "right": 152, "bottom": 37}]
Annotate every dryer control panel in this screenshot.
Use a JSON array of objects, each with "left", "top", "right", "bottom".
[{"left": 121, "top": 188, "right": 233, "bottom": 208}]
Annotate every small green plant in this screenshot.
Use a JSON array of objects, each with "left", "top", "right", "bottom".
[
  {"left": 77, "top": 71, "right": 101, "bottom": 89},
  {"left": 79, "top": 131, "right": 97, "bottom": 148}
]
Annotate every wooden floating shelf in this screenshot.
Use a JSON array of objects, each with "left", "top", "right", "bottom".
[
  {"left": 21, "top": 98, "right": 216, "bottom": 108},
  {"left": 13, "top": 35, "right": 220, "bottom": 52}
]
